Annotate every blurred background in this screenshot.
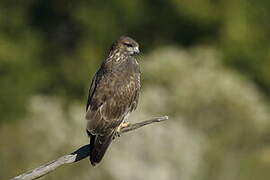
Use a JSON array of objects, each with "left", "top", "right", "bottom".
[{"left": 1, "top": 0, "right": 270, "bottom": 180}]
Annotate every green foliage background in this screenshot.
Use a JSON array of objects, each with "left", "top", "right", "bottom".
[{"left": 1, "top": 0, "right": 270, "bottom": 180}]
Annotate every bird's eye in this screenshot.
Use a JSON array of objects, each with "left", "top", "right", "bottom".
[{"left": 124, "top": 42, "right": 133, "bottom": 47}]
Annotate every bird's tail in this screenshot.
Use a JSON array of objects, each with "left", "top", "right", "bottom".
[{"left": 89, "top": 131, "right": 114, "bottom": 166}]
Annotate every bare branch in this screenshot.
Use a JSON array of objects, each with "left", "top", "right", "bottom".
[{"left": 10, "top": 116, "right": 169, "bottom": 180}]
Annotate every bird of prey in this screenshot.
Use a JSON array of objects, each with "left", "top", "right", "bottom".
[{"left": 86, "top": 36, "right": 141, "bottom": 166}]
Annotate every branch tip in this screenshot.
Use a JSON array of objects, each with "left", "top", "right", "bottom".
[{"left": 10, "top": 115, "right": 168, "bottom": 180}]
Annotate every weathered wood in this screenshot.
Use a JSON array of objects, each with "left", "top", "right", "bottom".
[{"left": 10, "top": 116, "right": 168, "bottom": 180}]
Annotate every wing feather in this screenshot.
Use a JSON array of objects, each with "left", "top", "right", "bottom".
[
  {"left": 86, "top": 56, "right": 140, "bottom": 136},
  {"left": 86, "top": 70, "right": 100, "bottom": 111}
]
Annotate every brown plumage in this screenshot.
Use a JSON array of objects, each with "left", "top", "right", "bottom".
[{"left": 86, "top": 36, "right": 141, "bottom": 166}]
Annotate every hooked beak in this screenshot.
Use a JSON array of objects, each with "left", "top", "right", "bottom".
[{"left": 134, "top": 46, "right": 140, "bottom": 54}]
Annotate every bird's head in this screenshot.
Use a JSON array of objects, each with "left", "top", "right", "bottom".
[{"left": 111, "top": 36, "right": 140, "bottom": 56}]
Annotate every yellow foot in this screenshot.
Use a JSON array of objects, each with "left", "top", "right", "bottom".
[
  {"left": 120, "top": 121, "right": 131, "bottom": 128},
  {"left": 115, "top": 122, "right": 131, "bottom": 138}
]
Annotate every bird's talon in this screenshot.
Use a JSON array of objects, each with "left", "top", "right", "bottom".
[
  {"left": 114, "top": 131, "right": 121, "bottom": 139},
  {"left": 115, "top": 126, "right": 121, "bottom": 137}
]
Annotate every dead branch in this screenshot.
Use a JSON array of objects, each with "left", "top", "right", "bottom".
[{"left": 10, "top": 116, "right": 168, "bottom": 180}]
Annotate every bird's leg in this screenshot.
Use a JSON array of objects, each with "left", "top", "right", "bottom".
[
  {"left": 121, "top": 113, "right": 131, "bottom": 128},
  {"left": 114, "top": 127, "right": 121, "bottom": 138},
  {"left": 114, "top": 121, "right": 131, "bottom": 138}
]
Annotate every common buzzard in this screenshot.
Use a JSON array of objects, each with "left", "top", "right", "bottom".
[{"left": 86, "top": 36, "right": 141, "bottom": 166}]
